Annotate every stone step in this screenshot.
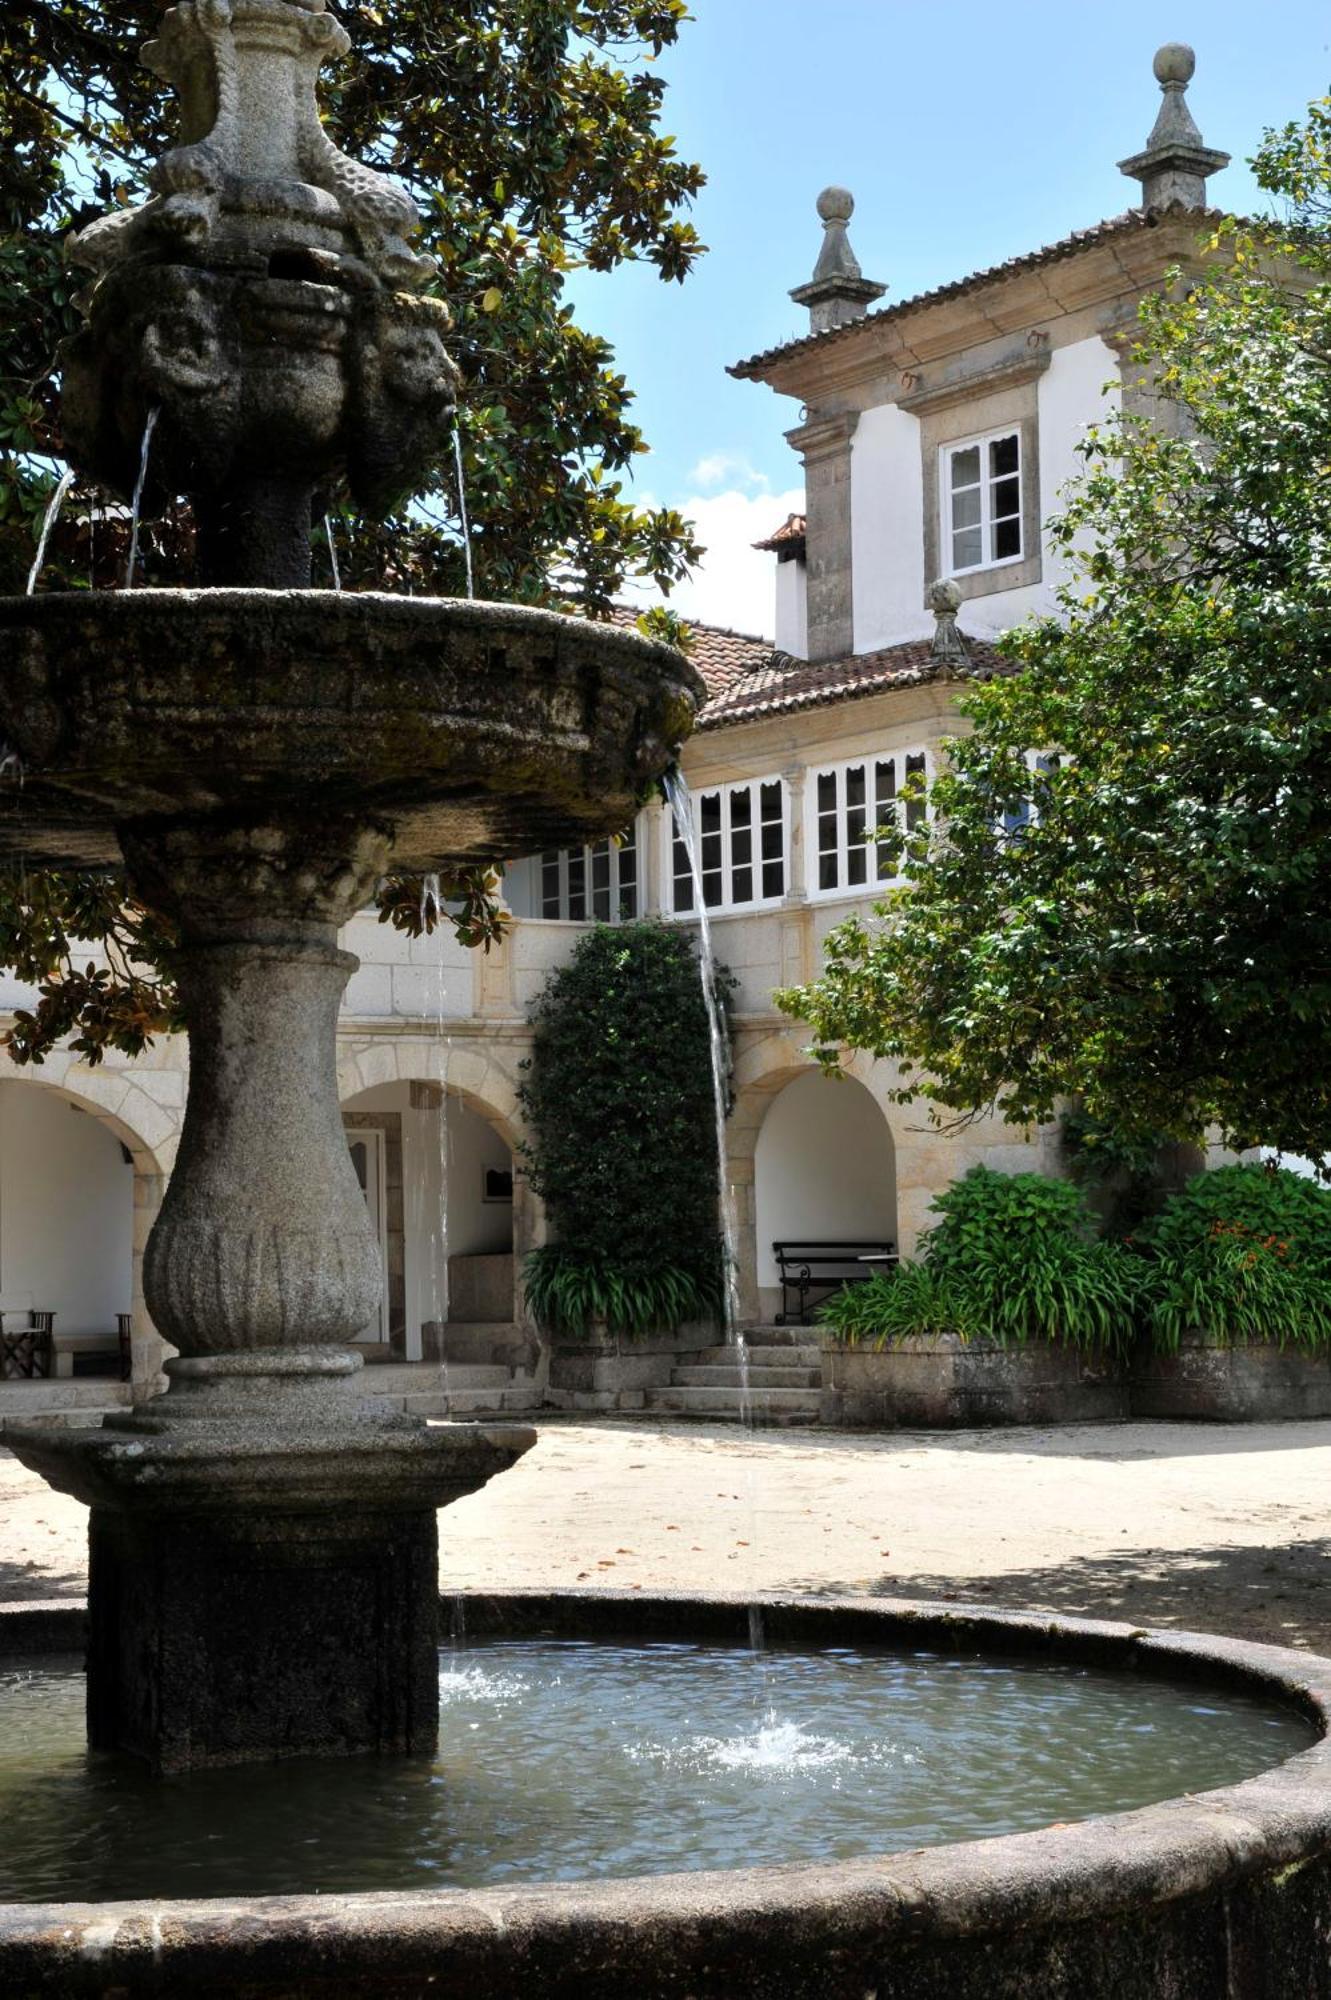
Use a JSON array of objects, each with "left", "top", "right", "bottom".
[
  {"left": 356, "top": 1362, "right": 512, "bottom": 1393},
  {"left": 643, "top": 1385, "right": 821, "bottom": 1423},
  {"left": 400, "top": 1387, "right": 540, "bottom": 1419},
  {"left": 690, "top": 1344, "right": 822, "bottom": 1370},
  {"left": 0, "top": 1407, "right": 125, "bottom": 1436},
  {"left": 672, "top": 1364, "right": 821, "bottom": 1389},
  {"left": 0, "top": 1379, "right": 134, "bottom": 1414},
  {"left": 741, "top": 1325, "right": 828, "bottom": 1347}
]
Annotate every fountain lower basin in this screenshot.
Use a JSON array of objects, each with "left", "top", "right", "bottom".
[{"left": 3, "top": 1591, "right": 1331, "bottom": 1998}]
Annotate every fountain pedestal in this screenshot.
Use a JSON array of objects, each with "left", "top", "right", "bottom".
[
  {"left": 36, "top": 1353, "right": 529, "bottom": 1772},
  {"left": 7, "top": 818, "right": 537, "bottom": 1772}
]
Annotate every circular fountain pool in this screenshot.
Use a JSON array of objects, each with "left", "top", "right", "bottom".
[
  {"left": 3, "top": 1592, "right": 1331, "bottom": 1999},
  {"left": 0, "top": 1636, "right": 1315, "bottom": 1905}
]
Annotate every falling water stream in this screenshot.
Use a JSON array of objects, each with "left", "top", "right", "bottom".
[
  {"left": 662, "top": 769, "right": 765, "bottom": 1657},
  {"left": 124, "top": 407, "right": 160, "bottom": 589},
  {"left": 324, "top": 515, "right": 343, "bottom": 591},
  {"left": 452, "top": 424, "right": 475, "bottom": 601},
  {"left": 25, "top": 469, "right": 76, "bottom": 597}
]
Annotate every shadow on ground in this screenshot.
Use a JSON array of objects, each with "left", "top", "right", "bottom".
[
  {"left": 793, "top": 1538, "right": 1331, "bottom": 1653},
  {"left": 0, "top": 1559, "right": 85, "bottom": 1604}
]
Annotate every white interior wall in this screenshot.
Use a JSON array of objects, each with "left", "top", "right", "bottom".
[
  {"left": 753, "top": 1070, "right": 896, "bottom": 1289},
  {"left": 446, "top": 1098, "right": 513, "bottom": 1259},
  {"left": 0, "top": 1083, "right": 133, "bottom": 1335}
]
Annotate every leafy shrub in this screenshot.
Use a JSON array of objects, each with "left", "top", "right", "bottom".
[
  {"left": 821, "top": 1166, "right": 1140, "bottom": 1351},
  {"left": 518, "top": 921, "right": 728, "bottom": 1337},
  {"left": 524, "top": 1248, "right": 717, "bottom": 1341},
  {"left": 1138, "top": 1164, "right": 1331, "bottom": 1351}
]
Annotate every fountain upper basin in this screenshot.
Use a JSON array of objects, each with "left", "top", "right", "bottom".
[{"left": 0, "top": 591, "right": 701, "bottom": 871}]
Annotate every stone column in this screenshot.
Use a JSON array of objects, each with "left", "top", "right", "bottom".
[{"left": 786, "top": 410, "right": 859, "bottom": 664}]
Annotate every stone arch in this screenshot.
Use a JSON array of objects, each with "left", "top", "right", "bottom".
[
  {"left": 338, "top": 1040, "right": 530, "bottom": 1352},
  {"left": 0, "top": 1061, "right": 173, "bottom": 1398},
  {"left": 752, "top": 1069, "right": 897, "bottom": 1323},
  {"left": 723, "top": 1033, "right": 903, "bottom": 1322}
]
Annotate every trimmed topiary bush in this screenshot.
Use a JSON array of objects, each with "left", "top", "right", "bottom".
[
  {"left": 518, "top": 920, "right": 726, "bottom": 1338},
  {"left": 1137, "top": 1163, "right": 1331, "bottom": 1351},
  {"left": 822, "top": 1165, "right": 1141, "bottom": 1352}
]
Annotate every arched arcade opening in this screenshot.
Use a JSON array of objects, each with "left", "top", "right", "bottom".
[
  {"left": 752, "top": 1068, "right": 897, "bottom": 1324},
  {"left": 342, "top": 1079, "right": 517, "bottom": 1361}
]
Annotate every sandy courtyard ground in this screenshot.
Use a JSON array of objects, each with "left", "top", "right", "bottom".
[{"left": 4, "top": 1417, "right": 1331, "bottom": 1653}]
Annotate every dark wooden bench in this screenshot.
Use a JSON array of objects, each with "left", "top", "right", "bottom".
[
  {"left": 773, "top": 1242, "right": 897, "bottom": 1326},
  {"left": 0, "top": 1310, "right": 55, "bottom": 1380}
]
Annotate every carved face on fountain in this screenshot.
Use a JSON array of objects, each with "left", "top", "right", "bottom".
[{"left": 60, "top": 0, "right": 461, "bottom": 580}]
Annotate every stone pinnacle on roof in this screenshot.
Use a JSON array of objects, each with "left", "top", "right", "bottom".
[
  {"left": 928, "top": 578, "right": 970, "bottom": 671},
  {"left": 1118, "top": 44, "right": 1230, "bottom": 211},
  {"left": 789, "top": 187, "right": 887, "bottom": 336}
]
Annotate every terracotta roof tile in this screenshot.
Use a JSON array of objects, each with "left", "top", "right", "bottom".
[
  {"left": 729, "top": 204, "right": 1224, "bottom": 379},
  {"left": 695, "top": 632, "right": 1007, "bottom": 728},
  {"left": 753, "top": 513, "right": 807, "bottom": 553},
  {"left": 608, "top": 607, "right": 1007, "bottom": 729}
]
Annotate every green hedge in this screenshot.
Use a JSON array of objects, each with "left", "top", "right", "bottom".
[{"left": 518, "top": 921, "right": 724, "bottom": 1338}]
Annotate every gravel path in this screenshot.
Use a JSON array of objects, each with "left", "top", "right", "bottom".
[{"left": 5, "top": 1417, "right": 1331, "bottom": 1651}]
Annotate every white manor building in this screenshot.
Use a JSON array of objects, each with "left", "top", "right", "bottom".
[{"left": 0, "top": 48, "right": 1235, "bottom": 1415}]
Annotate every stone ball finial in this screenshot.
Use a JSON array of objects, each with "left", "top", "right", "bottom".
[
  {"left": 1153, "top": 42, "right": 1195, "bottom": 87},
  {"left": 929, "top": 577, "right": 963, "bottom": 615},
  {"left": 817, "top": 186, "right": 855, "bottom": 225}
]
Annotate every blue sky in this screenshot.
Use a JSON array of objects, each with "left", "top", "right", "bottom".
[{"left": 567, "top": 1, "right": 1331, "bottom": 635}]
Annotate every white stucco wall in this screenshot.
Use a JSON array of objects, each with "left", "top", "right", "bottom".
[
  {"left": 848, "top": 332, "right": 1121, "bottom": 651},
  {"left": 753, "top": 1069, "right": 897, "bottom": 1291},
  {"left": 851, "top": 403, "right": 926, "bottom": 652},
  {"left": 1036, "top": 332, "right": 1120, "bottom": 595},
  {"left": 0, "top": 1082, "right": 133, "bottom": 1334},
  {"left": 775, "top": 558, "right": 809, "bottom": 659}
]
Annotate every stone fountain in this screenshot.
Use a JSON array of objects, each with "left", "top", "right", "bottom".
[{"left": 0, "top": 0, "right": 700, "bottom": 1774}]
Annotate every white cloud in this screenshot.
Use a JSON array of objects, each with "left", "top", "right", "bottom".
[
  {"left": 625, "top": 484, "right": 804, "bottom": 639},
  {"left": 688, "top": 452, "right": 770, "bottom": 494}
]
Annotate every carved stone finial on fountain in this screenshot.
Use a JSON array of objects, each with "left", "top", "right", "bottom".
[{"left": 61, "top": 0, "right": 459, "bottom": 585}]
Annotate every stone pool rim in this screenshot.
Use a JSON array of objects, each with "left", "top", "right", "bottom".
[{"left": 3, "top": 1588, "right": 1331, "bottom": 1999}]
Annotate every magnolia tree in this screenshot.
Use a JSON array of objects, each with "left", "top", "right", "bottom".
[
  {"left": 0, "top": 0, "right": 704, "bottom": 1062},
  {"left": 781, "top": 102, "right": 1331, "bottom": 1160}
]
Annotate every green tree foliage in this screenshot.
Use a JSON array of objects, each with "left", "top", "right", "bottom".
[
  {"left": 0, "top": 0, "right": 704, "bottom": 1060},
  {"left": 781, "top": 101, "right": 1331, "bottom": 1159},
  {"left": 820, "top": 1166, "right": 1140, "bottom": 1352},
  {"left": 518, "top": 920, "right": 725, "bottom": 1336}
]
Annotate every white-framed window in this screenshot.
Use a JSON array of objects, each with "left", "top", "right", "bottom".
[
  {"left": 1001, "top": 751, "right": 1061, "bottom": 839},
  {"left": 668, "top": 776, "right": 788, "bottom": 915},
  {"left": 503, "top": 822, "right": 640, "bottom": 922},
  {"left": 808, "top": 750, "right": 930, "bottom": 900},
  {"left": 943, "top": 428, "right": 1022, "bottom": 575}
]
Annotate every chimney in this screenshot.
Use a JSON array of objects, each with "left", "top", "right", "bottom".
[
  {"left": 790, "top": 187, "right": 886, "bottom": 336},
  {"left": 1118, "top": 44, "right": 1229, "bottom": 211}
]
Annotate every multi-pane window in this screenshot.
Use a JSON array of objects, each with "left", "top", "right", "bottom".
[
  {"left": 944, "top": 429, "right": 1022, "bottom": 574},
  {"left": 1001, "top": 751, "right": 1061, "bottom": 838},
  {"left": 809, "top": 751, "right": 929, "bottom": 899},
  {"left": 536, "top": 826, "right": 639, "bottom": 922},
  {"left": 670, "top": 778, "right": 787, "bottom": 914}
]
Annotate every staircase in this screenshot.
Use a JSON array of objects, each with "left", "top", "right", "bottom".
[
  {"left": 0, "top": 1377, "right": 134, "bottom": 1436},
  {"left": 356, "top": 1358, "right": 542, "bottom": 1420},
  {"left": 644, "top": 1327, "right": 823, "bottom": 1427}
]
